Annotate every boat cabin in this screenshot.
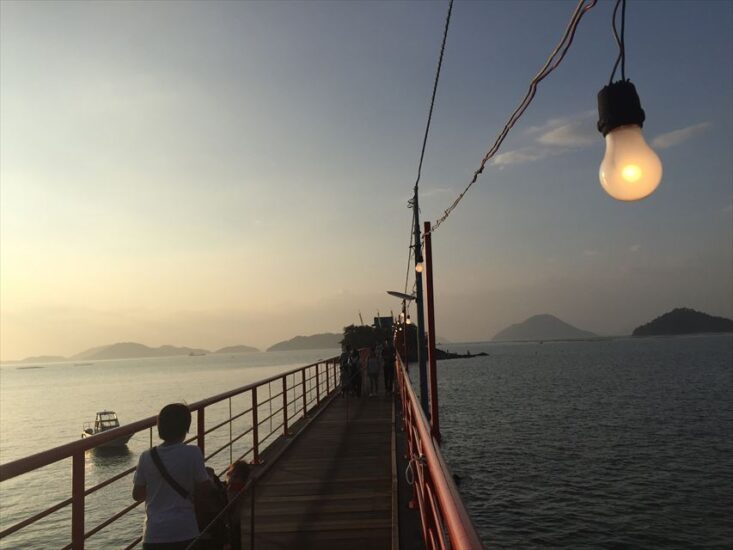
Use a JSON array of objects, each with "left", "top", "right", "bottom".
[{"left": 93, "top": 411, "right": 120, "bottom": 431}]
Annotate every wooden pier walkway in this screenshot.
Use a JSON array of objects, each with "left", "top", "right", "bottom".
[{"left": 242, "top": 393, "right": 396, "bottom": 549}]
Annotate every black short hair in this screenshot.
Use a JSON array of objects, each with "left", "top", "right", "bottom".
[
  {"left": 226, "top": 460, "right": 251, "bottom": 483},
  {"left": 157, "top": 403, "right": 191, "bottom": 442}
]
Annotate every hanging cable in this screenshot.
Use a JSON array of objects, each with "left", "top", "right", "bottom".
[
  {"left": 428, "top": 0, "right": 598, "bottom": 235},
  {"left": 401, "top": 0, "right": 452, "bottom": 299},
  {"left": 413, "top": 0, "right": 454, "bottom": 194},
  {"left": 609, "top": 0, "right": 627, "bottom": 83}
]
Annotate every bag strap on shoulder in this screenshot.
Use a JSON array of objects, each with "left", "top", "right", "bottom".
[{"left": 150, "top": 446, "right": 190, "bottom": 500}]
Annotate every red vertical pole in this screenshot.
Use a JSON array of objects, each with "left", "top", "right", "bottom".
[
  {"left": 197, "top": 408, "right": 205, "bottom": 455},
  {"left": 402, "top": 301, "right": 409, "bottom": 370},
  {"left": 71, "top": 451, "right": 84, "bottom": 549},
  {"left": 424, "top": 221, "right": 441, "bottom": 443},
  {"left": 251, "top": 387, "right": 260, "bottom": 463},
  {"left": 282, "top": 376, "right": 289, "bottom": 436}
]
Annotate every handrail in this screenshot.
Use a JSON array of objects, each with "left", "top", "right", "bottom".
[
  {"left": 0, "top": 358, "right": 333, "bottom": 482},
  {"left": 0, "top": 356, "right": 340, "bottom": 549},
  {"left": 396, "top": 354, "right": 483, "bottom": 549}
]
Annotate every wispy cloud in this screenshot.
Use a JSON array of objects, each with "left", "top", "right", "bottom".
[
  {"left": 493, "top": 147, "right": 553, "bottom": 166},
  {"left": 533, "top": 110, "right": 596, "bottom": 148},
  {"left": 493, "top": 111, "right": 597, "bottom": 166},
  {"left": 652, "top": 122, "right": 711, "bottom": 150}
]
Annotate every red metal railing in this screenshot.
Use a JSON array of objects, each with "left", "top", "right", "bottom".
[
  {"left": 0, "top": 357, "right": 340, "bottom": 550},
  {"left": 396, "top": 353, "right": 483, "bottom": 549}
]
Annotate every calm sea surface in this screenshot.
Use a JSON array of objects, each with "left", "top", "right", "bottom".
[
  {"left": 441, "top": 334, "right": 733, "bottom": 548},
  {"left": 1, "top": 335, "right": 732, "bottom": 548}
]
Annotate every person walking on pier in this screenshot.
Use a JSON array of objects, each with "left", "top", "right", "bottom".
[
  {"left": 382, "top": 340, "right": 395, "bottom": 394},
  {"left": 349, "top": 348, "right": 362, "bottom": 397},
  {"left": 132, "top": 403, "right": 213, "bottom": 550},
  {"left": 366, "top": 347, "right": 380, "bottom": 397},
  {"left": 339, "top": 345, "right": 351, "bottom": 397},
  {"left": 225, "top": 461, "right": 252, "bottom": 550}
]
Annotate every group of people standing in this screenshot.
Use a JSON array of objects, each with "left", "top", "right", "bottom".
[{"left": 339, "top": 340, "right": 396, "bottom": 398}]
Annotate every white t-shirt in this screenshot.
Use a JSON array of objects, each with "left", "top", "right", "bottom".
[{"left": 133, "top": 443, "right": 209, "bottom": 543}]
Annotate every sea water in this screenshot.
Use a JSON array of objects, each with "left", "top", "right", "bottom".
[
  {"left": 1, "top": 336, "right": 732, "bottom": 548},
  {"left": 440, "top": 334, "right": 733, "bottom": 548},
  {"left": 0, "top": 349, "right": 340, "bottom": 549}
]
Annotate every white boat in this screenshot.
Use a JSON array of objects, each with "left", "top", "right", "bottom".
[{"left": 81, "top": 411, "right": 133, "bottom": 447}]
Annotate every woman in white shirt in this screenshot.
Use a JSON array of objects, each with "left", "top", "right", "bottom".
[{"left": 132, "top": 403, "right": 212, "bottom": 550}]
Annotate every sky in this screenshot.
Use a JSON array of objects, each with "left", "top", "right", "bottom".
[{"left": 1, "top": 0, "right": 731, "bottom": 361}]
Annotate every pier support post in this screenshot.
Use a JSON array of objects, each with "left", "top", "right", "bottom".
[
  {"left": 301, "top": 370, "right": 307, "bottom": 416},
  {"left": 197, "top": 408, "right": 205, "bottom": 456},
  {"left": 251, "top": 387, "right": 261, "bottom": 463},
  {"left": 282, "top": 376, "right": 289, "bottom": 436},
  {"left": 71, "top": 451, "right": 84, "bottom": 549}
]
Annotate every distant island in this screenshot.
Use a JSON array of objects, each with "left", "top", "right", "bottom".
[
  {"left": 633, "top": 307, "right": 733, "bottom": 336},
  {"left": 267, "top": 333, "right": 342, "bottom": 352},
  {"left": 14, "top": 341, "right": 261, "bottom": 363},
  {"left": 72, "top": 342, "right": 210, "bottom": 360},
  {"left": 493, "top": 314, "right": 596, "bottom": 342},
  {"left": 214, "top": 345, "right": 259, "bottom": 354}
]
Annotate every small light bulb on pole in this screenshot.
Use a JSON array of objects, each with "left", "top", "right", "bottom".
[{"left": 415, "top": 262, "right": 424, "bottom": 273}]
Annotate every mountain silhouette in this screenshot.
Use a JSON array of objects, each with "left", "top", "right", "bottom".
[
  {"left": 267, "top": 333, "right": 341, "bottom": 352},
  {"left": 493, "top": 314, "right": 596, "bottom": 341},
  {"left": 633, "top": 307, "right": 733, "bottom": 336},
  {"left": 72, "top": 342, "right": 209, "bottom": 360}
]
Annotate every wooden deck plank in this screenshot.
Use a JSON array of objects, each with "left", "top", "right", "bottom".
[{"left": 240, "top": 394, "right": 394, "bottom": 549}]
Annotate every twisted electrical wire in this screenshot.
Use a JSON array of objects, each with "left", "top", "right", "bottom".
[
  {"left": 428, "top": 0, "right": 598, "bottom": 235},
  {"left": 609, "top": 0, "right": 627, "bottom": 83}
]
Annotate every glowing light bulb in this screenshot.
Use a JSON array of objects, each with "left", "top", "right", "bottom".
[
  {"left": 599, "top": 125, "right": 662, "bottom": 201},
  {"left": 597, "top": 81, "right": 662, "bottom": 201},
  {"left": 406, "top": 316, "right": 412, "bottom": 325},
  {"left": 415, "top": 262, "right": 424, "bottom": 273}
]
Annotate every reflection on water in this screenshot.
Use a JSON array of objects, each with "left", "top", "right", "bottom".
[{"left": 88, "top": 446, "right": 133, "bottom": 465}]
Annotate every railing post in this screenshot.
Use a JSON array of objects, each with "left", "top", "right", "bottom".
[
  {"left": 251, "top": 387, "right": 260, "bottom": 463},
  {"left": 301, "top": 369, "right": 307, "bottom": 416},
  {"left": 229, "top": 397, "right": 233, "bottom": 464},
  {"left": 326, "top": 361, "right": 331, "bottom": 393},
  {"left": 316, "top": 363, "right": 321, "bottom": 404},
  {"left": 282, "top": 376, "right": 289, "bottom": 436},
  {"left": 197, "top": 408, "right": 205, "bottom": 455},
  {"left": 71, "top": 451, "right": 84, "bottom": 550}
]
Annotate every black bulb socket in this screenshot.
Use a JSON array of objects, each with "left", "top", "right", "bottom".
[{"left": 597, "top": 80, "right": 646, "bottom": 137}]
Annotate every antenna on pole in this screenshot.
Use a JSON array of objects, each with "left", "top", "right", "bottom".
[{"left": 358, "top": 311, "right": 364, "bottom": 326}]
